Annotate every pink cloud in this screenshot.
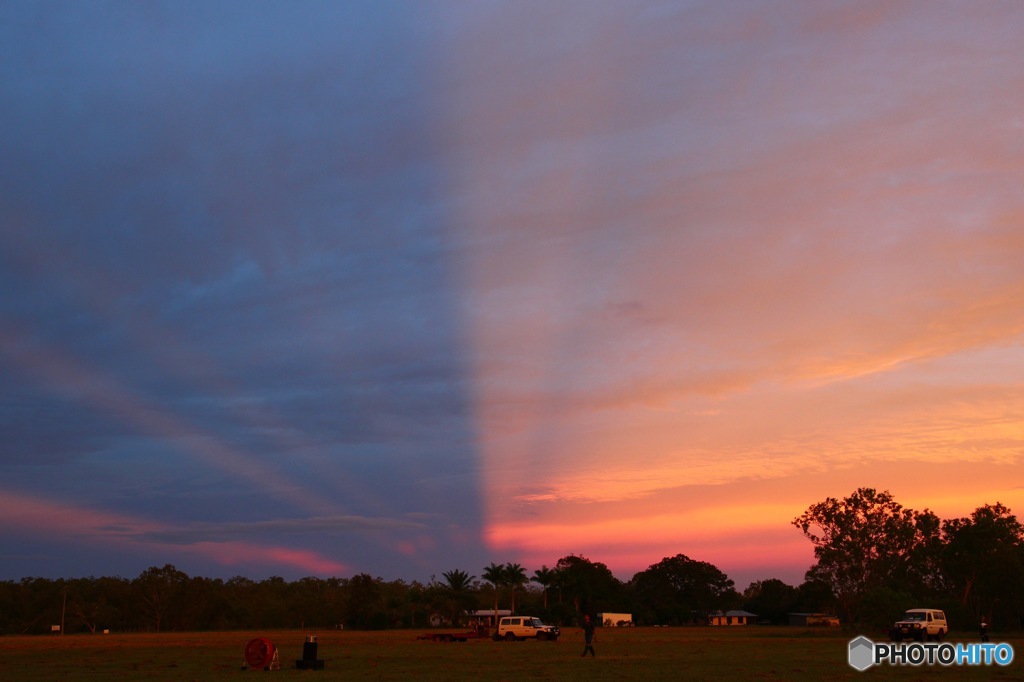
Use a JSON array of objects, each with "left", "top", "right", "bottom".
[
  {"left": 0, "top": 488, "right": 347, "bottom": 576},
  {"left": 188, "top": 542, "right": 347, "bottom": 575}
]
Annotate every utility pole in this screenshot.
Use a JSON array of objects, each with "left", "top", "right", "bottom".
[{"left": 61, "top": 584, "right": 67, "bottom": 636}]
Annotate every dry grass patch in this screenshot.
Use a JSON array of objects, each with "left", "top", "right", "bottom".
[{"left": 0, "top": 627, "right": 1018, "bottom": 681}]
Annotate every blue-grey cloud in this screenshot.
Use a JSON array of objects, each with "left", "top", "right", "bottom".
[
  {"left": 2, "top": 0, "right": 1023, "bottom": 586},
  {"left": 128, "top": 514, "right": 426, "bottom": 545}
]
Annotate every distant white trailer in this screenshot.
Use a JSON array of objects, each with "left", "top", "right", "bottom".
[
  {"left": 598, "top": 612, "right": 633, "bottom": 627},
  {"left": 468, "top": 609, "right": 512, "bottom": 627}
]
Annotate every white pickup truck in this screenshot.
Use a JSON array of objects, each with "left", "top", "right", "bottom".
[
  {"left": 495, "top": 616, "right": 560, "bottom": 641},
  {"left": 890, "top": 609, "right": 948, "bottom": 642}
]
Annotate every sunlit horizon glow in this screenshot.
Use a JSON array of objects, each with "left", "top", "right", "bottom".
[
  {"left": 450, "top": 2, "right": 1024, "bottom": 586},
  {"left": 2, "top": 2, "right": 1023, "bottom": 589}
]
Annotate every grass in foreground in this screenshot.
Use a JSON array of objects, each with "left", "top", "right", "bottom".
[{"left": 0, "top": 627, "right": 1018, "bottom": 681}]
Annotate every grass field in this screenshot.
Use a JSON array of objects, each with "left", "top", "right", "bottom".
[{"left": 0, "top": 627, "right": 1018, "bottom": 681}]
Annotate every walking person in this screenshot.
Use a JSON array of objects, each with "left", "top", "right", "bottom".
[{"left": 580, "top": 613, "right": 596, "bottom": 657}]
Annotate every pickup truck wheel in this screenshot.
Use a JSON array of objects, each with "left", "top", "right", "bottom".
[
  {"left": 537, "top": 632, "right": 547, "bottom": 641},
  {"left": 505, "top": 632, "right": 517, "bottom": 641},
  {"left": 935, "top": 629, "right": 944, "bottom": 642}
]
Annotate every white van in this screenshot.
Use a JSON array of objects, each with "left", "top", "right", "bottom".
[
  {"left": 496, "top": 616, "right": 560, "bottom": 641},
  {"left": 890, "top": 609, "right": 948, "bottom": 642}
]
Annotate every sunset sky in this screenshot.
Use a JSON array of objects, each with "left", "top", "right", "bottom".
[{"left": 2, "top": 1, "right": 1023, "bottom": 591}]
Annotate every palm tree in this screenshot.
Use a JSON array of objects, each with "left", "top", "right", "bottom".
[
  {"left": 531, "top": 566, "right": 556, "bottom": 609},
  {"left": 482, "top": 562, "right": 506, "bottom": 622},
  {"left": 439, "top": 569, "right": 476, "bottom": 626},
  {"left": 441, "top": 569, "right": 474, "bottom": 592},
  {"left": 504, "top": 563, "right": 527, "bottom": 614}
]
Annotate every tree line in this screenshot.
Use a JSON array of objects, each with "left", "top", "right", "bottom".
[
  {"left": 793, "top": 487, "right": 1024, "bottom": 632},
  {"left": 0, "top": 553, "right": 822, "bottom": 635},
  {"left": 2, "top": 488, "right": 1020, "bottom": 634}
]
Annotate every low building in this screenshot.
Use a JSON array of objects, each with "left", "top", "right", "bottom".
[
  {"left": 708, "top": 610, "right": 758, "bottom": 626},
  {"left": 788, "top": 612, "right": 840, "bottom": 627}
]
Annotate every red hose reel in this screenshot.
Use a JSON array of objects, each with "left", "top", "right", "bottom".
[{"left": 243, "top": 637, "right": 279, "bottom": 670}]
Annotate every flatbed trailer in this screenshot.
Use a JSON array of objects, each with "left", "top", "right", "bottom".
[{"left": 417, "top": 627, "right": 490, "bottom": 642}]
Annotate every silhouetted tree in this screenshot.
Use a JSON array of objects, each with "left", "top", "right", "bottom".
[
  {"left": 631, "top": 554, "right": 734, "bottom": 624},
  {"left": 405, "top": 581, "right": 428, "bottom": 628},
  {"left": 742, "top": 579, "right": 799, "bottom": 625},
  {"left": 554, "top": 554, "right": 622, "bottom": 617},
  {"left": 857, "top": 584, "right": 916, "bottom": 630},
  {"left": 134, "top": 565, "right": 188, "bottom": 632},
  {"left": 253, "top": 576, "right": 292, "bottom": 627},
  {"left": 223, "top": 576, "right": 257, "bottom": 628},
  {"left": 504, "top": 563, "right": 527, "bottom": 614},
  {"left": 442, "top": 569, "right": 474, "bottom": 592},
  {"left": 942, "top": 503, "right": 1024, "bottom": 628},
  {"left": 482, "top": 562, "right": 507, "bottom": 618},
  {"left": 344, "top": 573, "right": 385, "bottom": 629},
  {"left": 437, "top": 570, "right": 476, "bottom": 625},
  {"left": 531, "top": 566, "right": 556, "bottom": 609},
  {"left": 290, "top": 576, "right": 337, "bottom": 629},
  {"left": 178, "top": 575, "right": 230, "bottom": 630},
  {"left": 381, "top": 579, "right": 414, "bottom": 628},
  {"left": 10, "top": 577, "right": 65, "bottom": 634},
  {"left": 794, "top": 576, "right": 836, "bottom": 616},
  {"left": 793, "top": 488, "right": 940, "bottom": 624}
]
